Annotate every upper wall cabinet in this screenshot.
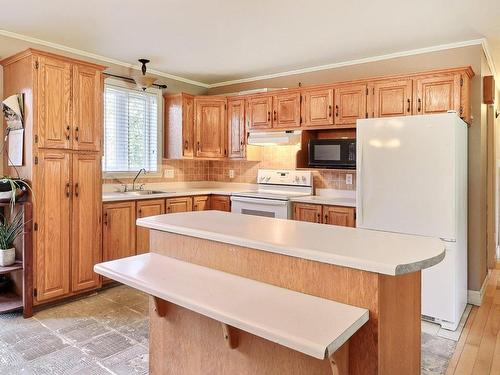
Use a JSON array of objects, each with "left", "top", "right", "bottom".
[
  {"left": 36, "top": 55, "right": 103, "bottom": 151},
  {"left": 227, "top": 98, "right": 246, "bottom": 158},
  {"left": 272, "top": 91, "right": 301, "bottom": 129},
  {"left": 372, "top": 79, "right": 413, "bottom": 118},
  {"left": 164, "top": 93, "right": 194, "bottom": 159},
  {"left": 194, "top": 97, "right": 227, "bottom": 158},
  {"left": 302, "top": 88, "right": 334, "bottom": 127},
  {"left": 334, "top": 84, "right": 368, "bottom": 126},
  {"left": 247, "top": 95, "right": 273, "bottom": 130},
  {"left": 414, "top": 73, "right": 462, "bottom": 116}
]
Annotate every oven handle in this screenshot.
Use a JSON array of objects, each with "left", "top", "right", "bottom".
[{"left": 230, "top": 196, "right": 289, "bottom": 206}]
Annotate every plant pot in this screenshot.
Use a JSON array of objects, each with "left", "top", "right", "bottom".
[{"left": 0, "top": 248, "right": 15, "bottom": 267}]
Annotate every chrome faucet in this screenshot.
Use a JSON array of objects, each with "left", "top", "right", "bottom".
[{"left": 132, "top": 168, "right": 147, "bottom": 191}]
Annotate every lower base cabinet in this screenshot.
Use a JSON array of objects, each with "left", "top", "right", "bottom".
[
  {"left": 166, "top": 197, "right": 193, "bottom": 213},
  {"left": 103, "top": 201, "right": 136, "bottom": 262},
  {"left": 193, "top": 195, "right": 210, "bottom": 211},
  {"left": 293, "top": 203, "right": 355, "bottom": 227},
  {"left": 136, "top": 199, "right": 165, "bottom": 254},
  {"left": 210, "top": 195, "right": 231, "bottom": 212}
]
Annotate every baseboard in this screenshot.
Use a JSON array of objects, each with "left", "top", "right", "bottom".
[{"left": 467, "top": 270, "right": 491, "bottom": 306}]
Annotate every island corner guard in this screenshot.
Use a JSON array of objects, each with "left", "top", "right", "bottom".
[{"left": 147, "top": 229, "right": 424, "bottom": 375}]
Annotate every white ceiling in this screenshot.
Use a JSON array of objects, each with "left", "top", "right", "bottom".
[{"left": 1, "top": 0, "right": 500, "bottom": 87}]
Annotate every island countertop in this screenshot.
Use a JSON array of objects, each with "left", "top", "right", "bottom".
[{"left": 137, "top": 210, "right": 445, "bottom": 276}]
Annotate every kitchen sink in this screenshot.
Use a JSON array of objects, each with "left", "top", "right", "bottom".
[{"left": 122, "top": 190, "right": 172, "bottom": 196}]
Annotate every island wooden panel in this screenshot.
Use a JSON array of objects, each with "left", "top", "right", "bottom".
[{"left": 149, "top": 231, "right": 421, "bottom": 375}]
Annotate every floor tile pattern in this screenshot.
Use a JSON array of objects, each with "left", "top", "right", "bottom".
[{"left": 0, "top": 285, "right": 458, "bottom": 374}]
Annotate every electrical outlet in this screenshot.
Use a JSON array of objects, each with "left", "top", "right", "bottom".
[
  {"left": 164, "top": 169, "right": 174, "bottom": 178},
  {"left": 346, "top": 174, "right": 353, "bottom": 185},
  {"left": 228, "top": 169, "right": 235, "bottom": 179}
]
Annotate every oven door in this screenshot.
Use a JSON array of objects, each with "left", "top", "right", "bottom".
[{"left": 230, "top": 196, "right": 290, "bottom": 219}]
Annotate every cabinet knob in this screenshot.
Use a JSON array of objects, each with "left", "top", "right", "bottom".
[
  {"left": 417, "top": 98, "right": 422, "bottom": 112},
  {"left": 267, "top": 111, "right": 271, "bottom": 122},
  {"left": 74, "top": 183, "right": 79, "bottom": 197},
  {"left": 138, "top": 209, "right": 142, "bottom": 217},
  {"left": 273, "top": 110, "right": 277, "bottom": 121},
  {"left": 324, "top": 214, "right": 328, "bottom": 222},
  {"left": 329, "top": 105, "right": 332, "bottom": 118},
  {"left": 184, "top": 140, "right": 188, "bottom": 150},
  {"left": 65, "top": 182, "right": 71, "bottom": 198},
  {"left": 103, "top": 213, "right": 108, "bottom": 226},
  {"left": 317, "top": 213, "right": 321, "bottom": 223},
  {"left": 66, "top": 125, "right": 71, "bottom": 140},
  {"left": 75, "top": 126, "right": 79, "bottom": 141},
  {"left": 335, "top": 105, "right": 339, "bottom": 117},
  {"left": 407, "top": 99, "right": 411, "bottom": 113}
]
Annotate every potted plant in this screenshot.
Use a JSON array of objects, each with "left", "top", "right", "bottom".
[
  {"left": 0, "top": 176, "right": 30, "bottom": 204},
  {"left": 0, "top": 210, "right": 25, "bottom": 267}
]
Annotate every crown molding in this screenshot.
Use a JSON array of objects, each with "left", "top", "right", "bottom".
[
  {"left": 208, "top": 39, "right": 486, "bottom": 88},
  {"left": 0, "top": 29, "right": 210, "bottom": 88}
]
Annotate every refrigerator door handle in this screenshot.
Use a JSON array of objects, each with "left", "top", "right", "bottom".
[
  {"left": 440, "top": 237, "right": 456, "bottom": 243},
  {"left": 357, "top": 142, "right": 363, "bottom": 226}
]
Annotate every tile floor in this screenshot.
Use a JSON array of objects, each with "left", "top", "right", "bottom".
[{"left": 0, "top": 285, "right": 460, "bottom": 374}]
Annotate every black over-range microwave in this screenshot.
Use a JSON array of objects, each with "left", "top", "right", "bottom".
[{"left": 308, "top": 139, "right": 356, "bottom": 169}]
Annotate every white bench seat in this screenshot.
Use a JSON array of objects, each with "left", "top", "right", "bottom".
[{"left": 94, "top": 253, "right": 369, "bottom": 360}]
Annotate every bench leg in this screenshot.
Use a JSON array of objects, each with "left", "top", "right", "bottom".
[
  {"left": 153, "top": 297, "right": 168, "bottom": 317},
  {"left": 329, "top": 342, "right": 349, "bottom": 375},
  {"left": 221, "top": 323, "right": 238, "bottom": 349}
]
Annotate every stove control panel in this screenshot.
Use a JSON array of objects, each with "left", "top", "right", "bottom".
[{"left": 257, "top": 169, "right": 312, "bottom": 187}]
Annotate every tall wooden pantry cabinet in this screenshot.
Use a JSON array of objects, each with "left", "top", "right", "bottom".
[{"left": 1, "top": 49, "right": 105, "bottom": 305}]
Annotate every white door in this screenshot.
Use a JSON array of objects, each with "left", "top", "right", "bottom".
[{"left": 356, "top": 113, "right": 465, "bottom": 239}]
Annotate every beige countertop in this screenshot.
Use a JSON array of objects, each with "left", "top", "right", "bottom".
[
  {"left": 290, "top": 196, "right": 356, "bottom": 207},
  {"left": 137, "top": 210, "right": 445, "bottom": 276}
]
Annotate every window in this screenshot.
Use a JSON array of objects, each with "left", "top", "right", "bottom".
[{"left": 103, "top": 81, "right": 161, "bottom": 174}]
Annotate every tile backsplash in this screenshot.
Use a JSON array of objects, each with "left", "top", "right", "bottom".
[{"left": 104, "top": 145, "right": 356, "bottom": 191}]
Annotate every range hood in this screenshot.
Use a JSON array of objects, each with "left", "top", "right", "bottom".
[{"left": 247, "top": 130, "right": 301, "bottom": 146}]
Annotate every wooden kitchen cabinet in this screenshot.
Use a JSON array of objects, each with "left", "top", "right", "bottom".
[
  {"left": 37, "top": 55, "right": 72, "bottom": 150},
  {"left": 103, "top": 201, "right": 136, "bottom": 262},
  {"left": 136, "top": 199, "right": 165, "bottom": 254},
  {"left": 34, "top": 150, "right": 71, "bottom": 302},
  {"left": 247, "top": 95, "right": 273, "bottom": 130},
  {"left": 323, "top": 205, "right": 355, "bottom": 227},
  {"left": 210, "top": 195, "right": 231, "bottom": 212},
  {"left": 334, "top": 84, "right": 368, "bottom": 126},
  {"left": 293, "top": 203, "right": 322, "bottom": 223},
  {"left": 372, "top": 79, "right": 413, "bottom": 118},
  {"left": 227, "top": 98, "right": 246, "bottom": 158},
  {"left": 164, "top": 93, "right": 195, "bottom": 158},
  {"left": 72, "top": 64, "right": 102, "bottom": 151},
  {"left": 194, "top": 97, "right": 227, "bottom": 158},
  {"left": 71, "top": 153, "right": 102, "bottom": 292},
  {"left": 414, "top": 73, "right": 462, "bottom": 116},
  {"left": 293, "top": 203, "right": 355, "bottom": 227},
  {"left": 272, "top": 91, "right": 301, "bottom": 129},
  {"left": 302, "top": 88, "right": 334, "bottom": 127},
  {"left": 193, "top": 195, "right": 211, "bottom": 211},
  {"left": 166, "top": 197, "right": 193, "bottom": 213}
]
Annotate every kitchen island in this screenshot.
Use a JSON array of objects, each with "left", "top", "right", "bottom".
[{"left": 95, "top": 211, "right": 445, "bottom": 375}]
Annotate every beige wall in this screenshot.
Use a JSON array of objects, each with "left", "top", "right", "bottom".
[{"left": 209, "top": 45, "right": 489, "bottom": 292}]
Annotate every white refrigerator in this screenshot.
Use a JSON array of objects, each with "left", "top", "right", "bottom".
[{"left": 356, "top": 113, "right": 467, "bottom": 331}]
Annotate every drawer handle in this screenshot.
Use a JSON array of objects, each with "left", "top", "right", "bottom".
[
  {"left": 103, "top": 213, "right": 108, "bottom": 226},
  {"left": 335, "top": 105, "right": 339, "bottom": 117},
  {"left": 273, "top": 110, "right": 277, "bottom": 121},
  {"left": 66, "top": 125, "right": 71, "bottom": 140},
  {"left": 74, "top": 183, "right": 79, "bottom": 197},
  {"left": 65, "top": 182, "right": 71, "bottom": 198},
  {"left": 267, "top": 111, "right": 271, "bottom": 122},
  {"left": 197, "top": 141, "right": 200, "bottom": 151},
  {"left": 329, "top": 105, "right": 332, "bottom": 117},
  {"left": 407, "top": 99, "right": 411, "bottom": 113},
  {"left": 184, "top": 140, "right": 188, "bottom": 150},
  {"left": 75, "top": 126, "right": 79, "bottom": 141},
  {"left": 324, "top": 214, "right": 328, "bottom": 222},
  {"left": 417, "top": 98, "right": 422, "bottom": 112},
  {"left": 317, "top": 213, "right": 321, "bottom": 223}
]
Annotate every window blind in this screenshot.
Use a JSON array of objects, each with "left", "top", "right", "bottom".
[{"left": 103, "top": 84, "right": 159, "bottom": 173}]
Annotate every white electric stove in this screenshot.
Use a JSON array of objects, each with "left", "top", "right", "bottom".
[{"left": 231, "top": 169, "right": 313, "bottom": 219}]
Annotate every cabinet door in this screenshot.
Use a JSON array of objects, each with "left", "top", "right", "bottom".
[
  {"left": 414, "top": 74, "right": 461, "bottom": 115},
  {"left": 228, "top": 99, "right": 246, "bottom": 158},
  {"left": 334, "top": 85, "right": 367, "bottom": 126},
  {"left": 72, "top": 65, "right": 102, "bottom": 151},
  {"left": 71, "top": 153, "right": 102, "bottom": 292},
  {"left": 247, "top": 96, "right": 273, "bottom": 130},
  {"left": 373, "top": 80, "right": 412, "bottom": 118},
  {"left": 136, "top": 199, "right": 165, "bottom": 254},
  {"left": 210, "top": 195, "right": 230, "bottom": 212},
  {"left": 272, "top": 92, "right": 301, "bottom": 129},
  {"left": 293, "top": 203, "right": 322, "bottom": 223},
  {"left": 37, "top": 56, "right": 72, "bottom": 149},
  {"left": 195, "top": 98, "right": 227, "bottom": 158},
  {"left": 193, "top": 195, "right": 211, "bottom": 211},
  {"left": 323, "top": 206, "right": 355, "bottom": 227},
  {"left": 302, "top": 88, "right": 334, "bottom": 127},
  {"left": 34, "top": 150, "right": 71, "bottom": 302},
  {"left": 103, "top": 201, "right": 136, "bottom": 262},
  {"left": 166, "top": 197, "right": 193, "bottom": 213},
  {"left": 182, "top": 95, "right": 195, "bottom": 157}
]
